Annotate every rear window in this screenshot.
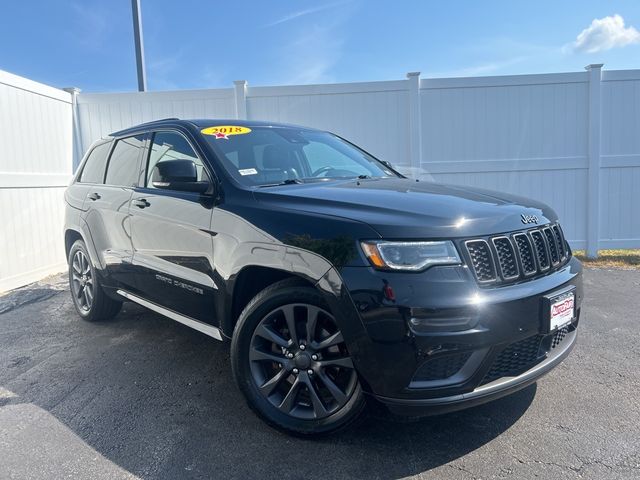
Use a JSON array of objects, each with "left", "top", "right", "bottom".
[
  {"left": 78, "top": 142, "right": 111, "bottom": 184},
  {"left": 105, "top": 135, "right": 145, "bottom": 187}
]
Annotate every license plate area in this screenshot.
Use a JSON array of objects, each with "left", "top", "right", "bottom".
[{"left": 543, "top": 287, "right": 576, "bottom": 333}]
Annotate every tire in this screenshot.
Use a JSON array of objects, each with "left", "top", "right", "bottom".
[
  {"left": 231, "top": 278, "right": 366, "bottom": 436},
  {"left": 68, "top": 239, "right": 122, "bottom": 322}
]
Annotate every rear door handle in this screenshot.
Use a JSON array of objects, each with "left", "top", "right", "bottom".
[
  {"left": 132, "top": 198, "right": 150, "bottom": 209},
  {"left": 88, "top": 192, "right": 101, "bottom": 201}
]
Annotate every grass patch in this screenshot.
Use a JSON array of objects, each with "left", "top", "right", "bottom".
[{"left": 573, "top": 249, "right": 640, "bottom": 269}]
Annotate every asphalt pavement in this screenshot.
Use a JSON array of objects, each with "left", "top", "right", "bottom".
[{"left": 0, "top": 269, "right": 638, "bottom": 479}]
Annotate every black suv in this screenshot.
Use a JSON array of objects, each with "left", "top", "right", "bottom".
[{"left": 64, "top": 119, "right": 582, "bottom": 435}]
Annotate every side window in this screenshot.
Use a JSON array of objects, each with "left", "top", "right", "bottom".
[
  {"left": 302, "top": 141, "right": 370, "bottom": 176},
  {"left": 78, "top": 142, "right": 111, "bottom": 184},
  {"left": 105, "top": 135, "right": 145, "bottom": 187},
  {"left": 146, "top": 131, "right": 208, "bottom": 188}
]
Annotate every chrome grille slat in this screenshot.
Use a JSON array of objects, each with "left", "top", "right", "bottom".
[{"left": 465, "top": 223, "right": 569, "bottom": 286}]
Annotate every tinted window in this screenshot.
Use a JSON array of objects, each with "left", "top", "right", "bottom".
[
  {"left": 303, "top": 141, "right": 370, "bottom": 176},
  {"left": 105, "top": 135, "right": 145, "bottom": 187},
  {"left": 200, "top": 126, "right": 396, "bottom": 186},
  {"left": 146, "top": 131, "right": 208, "bottom": 188},
  {"left": 78, "top": 142, "right": 111, "bottom": 184}
]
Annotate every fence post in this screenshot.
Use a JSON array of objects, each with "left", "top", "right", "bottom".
[
  {"left": 585, "top": 64, "right": 603, "bottom": 258},
  {"left": 63, "top": 86, "right": 83, "bottom": 171},
  {"left": 406, "top": 72, "right": 422, "bottom": 178},
  {"left": 234, "top": 80, "right": 247, "bottom": 120}
]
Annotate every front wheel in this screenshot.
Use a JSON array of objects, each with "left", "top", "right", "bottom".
[{"left": 231, "top": 279, "right": 366, "bottom": 436}]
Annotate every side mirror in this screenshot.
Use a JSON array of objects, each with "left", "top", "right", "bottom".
[{"left": 151, "top": 159, "right": 210, "bottom": 193}]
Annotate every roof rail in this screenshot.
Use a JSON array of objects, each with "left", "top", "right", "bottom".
[
  {"left": 135, "top": 117, "right": 180, "bottom": 126},
  {"left": 109, "top": 117, "right": 183, "bottom": 137}
]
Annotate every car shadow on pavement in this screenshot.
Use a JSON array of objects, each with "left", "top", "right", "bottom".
[{"left": 1, "top": 293, "right": 536, "bottom": 480}]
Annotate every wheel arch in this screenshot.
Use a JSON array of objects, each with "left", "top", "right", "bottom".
[
  {"left": 64, "top": 228, "right": 84, "bottom": 260},
  {"left": 223, "top": 265, "right": 317, "bottom": 338},
  {"left": 63, "top": 225, "right": 102, "bottom": 274},
  {"left": 221, "top": 258, "right": 369, "bottom": 378}
]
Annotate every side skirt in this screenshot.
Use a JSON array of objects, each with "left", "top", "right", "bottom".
[{"left": 116, "top": 289, "right": 223, "bottom": 341}]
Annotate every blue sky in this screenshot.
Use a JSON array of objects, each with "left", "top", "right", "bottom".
[{"left": 1, "top": 0, "right": 639, "bottom": 92}]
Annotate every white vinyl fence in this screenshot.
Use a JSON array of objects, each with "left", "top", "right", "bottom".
[
  {"left": 0, "top": 70, "right": 74, "bottom": 291},
  {"left": 75, "top": 66, "right": 640, "bottom": 257},
  {"left": 1, "top": 65, "right": 639, "bottom": 291}
]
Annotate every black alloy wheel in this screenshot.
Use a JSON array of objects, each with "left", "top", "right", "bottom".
[
  {"left": 249, "top": 303, "right": 358, "bottom": 420},
  {"left": 68, "top": 239, "right": 122, "bottom": 321},
  {"left": 231, "top": 279, "right": 365, "bottom": 436},
  {"left": 70, "top": 249, "right": 94, "bottom": 312}
]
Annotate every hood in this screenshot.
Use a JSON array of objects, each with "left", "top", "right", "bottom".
[{"left": 253, "top": 178, "right": 557, "bottom": 239}]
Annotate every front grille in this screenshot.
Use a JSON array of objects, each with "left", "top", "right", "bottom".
[
  {"left": 543, "top": 227, "right": 560, "bottom": 265},
  {"left": 465, "top": 240, "right": 496, "bottom": 283},
  {"left": 552, "top": 225, "right": 567, "bottom": 260},
  {"left": 513, "top": 233, "right": 537, "bottom": 275},
  {"left": 530, "top": 230, "right": 550, "bottom": 271},
  {"left": 464, "top": 223, "right": 569, "bottom": 286},
  {"left": 481, "top": 326, "right": 572, "bottom": 385},
  {"left": 413, "top": 351, "right": 472, "bottom": 382},
  {"left": 482, "top": 335, "right": 542, "bottom": 384},
  {"left": 492, "top": 237, "right": 519, "bottom": 279}
]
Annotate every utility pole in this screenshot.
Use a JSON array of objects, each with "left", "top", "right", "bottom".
[{"left": 131, "top": 0, "right": 147, "bottom": 91}]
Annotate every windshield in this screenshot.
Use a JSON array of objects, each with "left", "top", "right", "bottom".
[{"left": 199, "top": 125, "right": 399, "bottom": 186}]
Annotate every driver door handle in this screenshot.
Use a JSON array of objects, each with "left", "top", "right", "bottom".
[{"left": 132, "top": 198, "right": 150, "bottom": 209}]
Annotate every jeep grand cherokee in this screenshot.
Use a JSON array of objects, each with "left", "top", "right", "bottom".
[{"left": 64, "top": 119, "right": 583, "bottom": 435}]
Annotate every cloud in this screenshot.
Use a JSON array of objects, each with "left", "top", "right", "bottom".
[
  {"left": 571, "top": 14, "right": 640, "bottom": 53},
  {"left": 267, "top": 2, "right": 357, "bottom": 85},
  {"left": 264, "top": 1, "right": 347, "bottom": 28}
]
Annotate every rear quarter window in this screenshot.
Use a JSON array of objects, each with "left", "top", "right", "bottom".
[
  {"left": 105, "top": 135, "right": 145, "bottom": 187},
  {"left": 78, "top": 142, "right": 111, "bottom": 184}
]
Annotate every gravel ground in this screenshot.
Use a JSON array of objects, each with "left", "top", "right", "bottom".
[{"left": 0, "top": 269, "right": 638, "bottom": 480}]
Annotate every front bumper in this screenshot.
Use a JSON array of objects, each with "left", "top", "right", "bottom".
[
  {"left": 326, "top": 256, "right": 583, "bottom": 415},
  {"left": 376, "top": 326, "right": 577, "bottom": 417}
]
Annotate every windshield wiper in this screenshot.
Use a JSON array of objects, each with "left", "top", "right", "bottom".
[
  {"left": 357, "top": 175, "right": 371, "bottom": 179},
  {"left": 258, "top": 178, "right": 303, "bottom": 188}
]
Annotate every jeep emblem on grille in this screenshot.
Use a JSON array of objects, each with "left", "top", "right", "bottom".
[{"left": 521, "top": 214, "right": 539, "bottom": 224}]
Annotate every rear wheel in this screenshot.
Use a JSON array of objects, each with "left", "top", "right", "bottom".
[
  {"left": 68, "top": 240, "right": 122, "bottom": 321},
  {"left": 231, "top": 279, "right": 365, "bottom": 436}
]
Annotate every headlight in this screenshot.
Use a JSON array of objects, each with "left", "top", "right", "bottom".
[{"left": 360, "top": 240, "right": 461, "bottom": 271}]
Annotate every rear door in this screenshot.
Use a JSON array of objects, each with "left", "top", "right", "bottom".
[
  {"left": 67, "top": 140, "right": 112, "bottom": 211},
  {"left": 82, "top": 134, "right": 145, "bottom": 290},
  {"left": 129, "top": 129, "right": 218, "bottom": 324}
]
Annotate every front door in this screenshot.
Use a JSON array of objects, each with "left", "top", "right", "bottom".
[{"left": 129, "top": 130, "right": 218, "bottom": 325}]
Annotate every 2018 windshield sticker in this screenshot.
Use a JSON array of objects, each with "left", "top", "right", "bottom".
[
  {"left": 238, "top": 168, "right": 258, "bottom": 176},
  {"left": 201, "top": 125, "right": 251, "bottom": 139}
]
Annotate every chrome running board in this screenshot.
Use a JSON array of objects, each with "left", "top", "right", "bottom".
[{"left": 116, "top": 289, "right": 223, "bottom": 341}]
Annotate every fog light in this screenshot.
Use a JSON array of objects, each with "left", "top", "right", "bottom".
[{"left": 408, "top": 308, "right": 477, "bottom": 332}]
